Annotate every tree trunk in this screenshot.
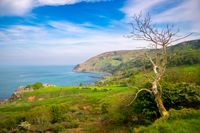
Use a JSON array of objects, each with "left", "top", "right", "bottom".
[
  {"left": 154, "top": 92, "right": 169, "bottom": 117},
  {"left": 152, "top": 80, "right": 169, "bottom": 117}
]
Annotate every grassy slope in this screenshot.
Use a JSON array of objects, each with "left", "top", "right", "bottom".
[
  {"left": 74, "top": 39, "right": 200, "bottom": 73},
  {"left": 0, "top": 65, "right": 200, "bottom": 132},
  {"left": 1, "top": 40, "right": 200, "bottom": 132},
  {"left": 137, "top": 109, "right": 200, "bottom": 133},
  {"left": 74, "top": 50, "right": 144, "bottom": 73},
  {"left": 0, "top": 86, "right": 134, "bottom": 132}
]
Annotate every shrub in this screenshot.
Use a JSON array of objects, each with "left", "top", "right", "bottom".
[
  {"left": 26, "top": 82, "right": 43, "bottom": 90},
  {"left": 137, "top": 108, "right": 200, "bottom": 133},
  {"left": 63, "top": 114, "right": 73, "bottom": 122},
  {"left": 118, "top": 82, "right": 200, "bottom": 126},
  {"left": 0, "top": 116, "right": 22, "bottom": 130},
  {"left": 101, "top": 103, "right": 109, "bottom": 114},
  {"left": 162, "top": 82, "right": 200, "bottom": 110},
  {"left": 50, "top": 104, "right": 69, "bottom": 123},
  {"left": 25, "top": 106, "right": 52, "bottom": 132},
  {"left": 66, "top": 121, "right": 79, "bottom": 128},
  {"left": 0, "top": 128, "right": 8, "bottom": 133},
  {"left": 164, "top": 66, "right": 200, "bottom": 85},
  {"left": 18, "top": 121, "right": 31, "bottom": 130},
  {"left": 50, "top": 123, "right": 65, "bottom": 133}
]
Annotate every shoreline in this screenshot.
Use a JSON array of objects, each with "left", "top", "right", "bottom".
[
  {"left": 0, "top": 65, "right": 105, "bottom": 102},
  {"left": 0, "top": 83, "right": 55, "bottom": 104}
]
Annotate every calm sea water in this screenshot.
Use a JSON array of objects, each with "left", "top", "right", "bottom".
[{"left": 0, "top": 65, "right": 104, "bottom": 100}]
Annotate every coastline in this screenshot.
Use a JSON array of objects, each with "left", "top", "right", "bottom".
[
  {"left": 0, "top": 65, "right": 104, "bottom": 101},
  {"left": 0, "top": 71, "right": 107, "bottom": 103},
  {"left": 0, "top": 83, "right": 55, "bottom": 104}
]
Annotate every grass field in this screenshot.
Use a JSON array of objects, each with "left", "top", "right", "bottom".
[
  {"left": 138, "top": 109, "right": 200, "bottom": 133},
  {"left": 0, "top": 85, "right": 136, "bottom": 132},
  {"left": 0, "top": 65, "right": 200, "bottom": 132}
]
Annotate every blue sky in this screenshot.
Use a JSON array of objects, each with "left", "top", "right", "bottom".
[{"left": 0, "top": 0, "right": 200, "bottom": 65}]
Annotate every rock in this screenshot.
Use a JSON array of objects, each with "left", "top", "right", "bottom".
[
  {"left": 0, "top": 99, "right": 8, "bottom": 104},
  {"left": 28, "top": 96, "right": 35, "bottom": 102}
]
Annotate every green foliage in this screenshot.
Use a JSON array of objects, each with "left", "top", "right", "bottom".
[
  {"left": 101, "top": 103, "right": 109, "bottom": 114},
  {"left": 79, "top": 82, "right": 83, "bottom": 86},
  {"left": 0, "top": 116, "right": 22, "bottom": 131},
  {"left": 168, "top": 40, "right": 200, "bottom": 67},
  {"left": 75, "top": 39, "right": 200, "bottom": 74},
  {"left": 26, "top": 82, "right": 43, "bottom": 90},
  {"left": 162, "top": 82, "right": 200, "bottom": 110},
  {"left": 138, "top": 109, "right": 200, "bottom": 133},
  {"left": 0, "top": 56, "right": 200, "bottom": 133},
  {"left": 113, "top": 57, "right": 123, "bottom": 61},
  {"left": 50, "top": 123, "right": 65, "bottom": 133},
  {"left": 18, "top": 121, "right": 31, "bottom": 130},
  {"left": 164, "top": 65, "right": 200, "bottom": 85},
  {"left": 0, "top": 128, "right": 8, "bottom": 133},
  {"left": 25, "top": 106, "right": 52, "bottom": 132},
  {"left": 50, "top": 104, "right": 69, "bottom": 123},
  {"left": 115, "top": 82, "right": 200, "bottom": 126},
  {"left": 65, "top": 121, "right": 79, "bottom": 128},
  {"left": 169, "top": 51, "right": 200, "bottom": 66}
]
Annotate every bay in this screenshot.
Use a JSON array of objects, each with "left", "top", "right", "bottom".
[{"left": 0, "top": 65, "right": 104, "bottom": 100}]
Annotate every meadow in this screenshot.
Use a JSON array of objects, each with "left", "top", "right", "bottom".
[{"left": 0, "top": 64, "right": 200, "bottom": 133}]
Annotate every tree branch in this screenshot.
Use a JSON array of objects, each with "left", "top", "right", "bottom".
[{"left": 126, "top": 88, "right": 152, "bottom": 106}]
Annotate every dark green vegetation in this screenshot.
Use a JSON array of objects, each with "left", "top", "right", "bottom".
[
  {"left": 137, "top": 108, "right": 200, "bottom": 133},
  {"left": 0, "top": 39, "right": 200, "bottom": 133},
  {"left": 25, "top": 82, "right": 43, "bottom": 90},
  {"left": 74, "top": 39, "right": 200, "bottom": 74}
]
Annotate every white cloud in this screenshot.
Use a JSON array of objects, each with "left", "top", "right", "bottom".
[
  {"left": 37, "top": 0, "right": 107, "bottom": 6},
  {"left": 121, "top": 0, "right": 200, "bottom": 41},
  {"left": 0, "top": 0, "right": 109, "bottom": 16},
  {"left": 0, "top": 0, "right": 33, "bottom": 16},
  {"left": 121, "top": 0, "right": 166, "bottom": 21},
  {"left": 153, "top": 0, "right": 200, "bottom": 33},
  {"left": 0, "top": 21, "right": 146, "bottom": 65}
]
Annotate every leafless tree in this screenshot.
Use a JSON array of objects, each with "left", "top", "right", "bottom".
[{"left": 127, "top": 13, "right": 191, "bottom": 117}]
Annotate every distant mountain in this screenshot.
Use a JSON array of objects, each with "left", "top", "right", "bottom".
[{"left": 74, "top": 39, "right": 200, "bottom": 73}]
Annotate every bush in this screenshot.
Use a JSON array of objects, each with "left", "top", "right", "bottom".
[
  {"left": 101, "top": 103, "right": 109, "bottom": 114},
  {"left": 50, "top": 104, "right": 69, "bottom": 123},
  {"left": 164, "top": 66, "right": 200, "bottom": 85},
  {"left": 50, "top": 123, "right": 65, "bottom": 133},
  {"left": 0, "top": 128, "right": 8, "bottom": 133},
  {"left": 26, "top": 82, "right": 43, "bottom": 90},
  {"left": 162, "top": 82, "right": 200, "bottom": 110},
  {"left": 25, "top": 106, "right": 52, "bottom": 132},
  {"left": 66, "top": 121, "right": 79, "bottom": 128},
  {"left": 18, "top": 121, "right": 31, "bottom": 130},
  {"left": 117, "top": 82, "right": 200, "bottom": 126},
  {"left": 0, "top": 116, "right": 22, "bottom": 131},
  {"left": 123, "top": 91, "right": 158, "bottom": 125},
  {"left": 137, "top": 109, "right": 200, "bottom": 133}
]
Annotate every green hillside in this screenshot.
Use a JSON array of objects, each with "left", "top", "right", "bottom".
[
  {"left": 1, "top": 65, "right": 200, "bottom": 133},
  {"left": 74, "top": 39, "right": 200, "bottom": 73},
  {"left": 0, "top": 39, "right": 200, "bottom": 133},
  {"left": 73, "top": 50, "right": 145, "bottom": 73}
]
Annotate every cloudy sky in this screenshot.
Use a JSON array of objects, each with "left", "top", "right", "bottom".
[{"left": 0, "top": 0, "right": 200, "bottom": 65}]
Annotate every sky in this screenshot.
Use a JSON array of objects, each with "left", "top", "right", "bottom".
[{"left": 0, "top": 0, "right": 200, "bottom": 65}]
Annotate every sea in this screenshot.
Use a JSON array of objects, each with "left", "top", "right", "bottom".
[{"left": 0, "top": 65, "right": 105, "bottom": 100}]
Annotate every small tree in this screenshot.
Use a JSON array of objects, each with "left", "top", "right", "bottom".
[{"left": 127, "top": 13, "right": 191, "bottom": 117}]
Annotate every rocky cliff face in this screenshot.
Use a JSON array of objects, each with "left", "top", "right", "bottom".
[{"left": 8, "top": 86, "right": 34, "bottom": 102}]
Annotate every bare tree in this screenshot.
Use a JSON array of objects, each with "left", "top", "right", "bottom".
[{"left": 127, "top": 13, "right": 191, "bottom": 117}]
